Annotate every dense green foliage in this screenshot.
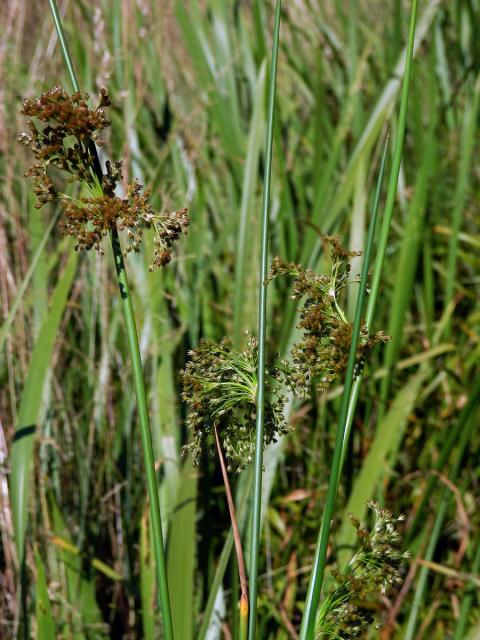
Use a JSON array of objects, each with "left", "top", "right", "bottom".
[{"left": 1, "top": 1, "right": 479, "bottom": 638}]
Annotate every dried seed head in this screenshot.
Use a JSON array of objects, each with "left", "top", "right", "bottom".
[{"left": 19, "top": 87, "right": 189, "bottom": 267}]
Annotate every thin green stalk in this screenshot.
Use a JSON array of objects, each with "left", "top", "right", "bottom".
[
  {"left": 340, "top": 0, "right": 419, "bottom": 475},
  {"left": 404, "top": 406, "right": 479, "bottom": 639},
  {"left": 363, "top": 0, "right": 418, "bottom": 336},
  {"left": 300, "top": 0, "right": 419, "bottom": 633},
  {"left": 248, "top": 2, "right": 282, "bottom": 638},
  {"left": 299, "top": 137, "right": 387, "bottom": 640},
  {"left": 339, "top": 138, "right": 389, "bottom": 467},
  {"left": 453, "top": 539, "right": 480, "bottom": 640},
  {"left": 47, "top": 1, "right": 173, "bottom": 637}
]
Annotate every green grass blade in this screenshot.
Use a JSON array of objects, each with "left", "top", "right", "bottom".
[
  {"left": 337, "top": 368, "right": 428, "bottom": 561},
  {"left": 453, "top": 540, "right": 480, "bottom": 640},
  {"left": 407, "top": 376, "right": 480, "bottom": 541},
  {"left": 404, "top": 404, "right": 479, "bottom": 639},
  {"left": 167, "top": 457, "right": 197, "bottom": 640},
  {"left": 364, "top": 0, "right": 418, "bottom": 335},
  {"left": 378, "top": 117, "right": 437, "bottom": 412},
  {"left": 49, "top": 494, "right": 105, "bottom": 638},
  {"left": 444, "top": 74, "right": 480, "bottom": 315},
  {"left": 197, "top": 471, "right": 252, "bottom": 640},
  {"left": 233, "top": 61, "right": 267, "bottom": 345},
  {"left": 322, "top": 0, "right": 440, "bottom": 234},
  {"left": 248, "top": 2, "right": 282, "bottom": 637},
  {"left": 10, "top": 251, "right": 77, "bottom": 566},
  {"left": 0, "top": 212, "right": 59, "bottom": 355},
  {"left": 35, "top": 552, "right": 55, "bottom": 640}
]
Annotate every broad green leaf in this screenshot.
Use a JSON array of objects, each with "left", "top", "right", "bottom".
[
  {"left": 167, "top": 457, "right": 197, "bottom": 640},
  {"left": 337, "top": 368, "right": 427, "bottom": 565},
  {"left": 11, "top": 251, "right": 77, "bottom": 566}
]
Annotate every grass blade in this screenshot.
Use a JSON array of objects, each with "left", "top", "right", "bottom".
[
  {"left": 166, "top": 457, "right": 197, "bottom": 640},
  {"left": 337, "top": 368, "right": 428, "bottom": 559},
  {"left": 298, "top": 138, "right": 387, "bottom": 639},
  {"left": 248, "top": 2, "right": 282, "bottom": 637},
  {"left": 35, "top": 552, "right": 55, "bottom": 640},
  {"left": 11, "top": 251, "right": 77, "bottom": 566},
  {"left": 233, "top": 61, "right": 267, "bottom": 345},
  {"left": 0, "top": 212, "right": 59, "bottom": 355},
  {"left": 404, "top": 404, "right": 479, "bottom": 639}
]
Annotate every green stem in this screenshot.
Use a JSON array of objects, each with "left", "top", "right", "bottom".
[
  {"left": 47, "top": 1, "right": 174, "bottom": 637},
  {"left": 299, "top": 137, "right": 388, "bottom": 640},
  {"left": 248, "top": 2, "right": 282, "bottom": 638},
  {"left": 110, "top": 229, "right": 174, "bottom": 638}
]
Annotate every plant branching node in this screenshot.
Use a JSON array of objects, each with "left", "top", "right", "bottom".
[{"left": 19, "top": 87, "right": 189, "bottom": 269}]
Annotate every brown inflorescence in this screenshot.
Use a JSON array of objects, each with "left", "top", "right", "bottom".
[
  {"left": 19, "top": 87, "right": 189, "bottom": 268},
  {"left": 316, "top": 502, "right": 409, "bottom": 638},
  {"left": 268, "top": 236, "right": 389, "bottom": 395}
]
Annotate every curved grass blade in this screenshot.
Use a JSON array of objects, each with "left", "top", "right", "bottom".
[
  {"left": 11, "top": 251, "right": 77, "bottom": 567},
  {"left": 248, "top": 2, "right": 282, "bottom": 637}
]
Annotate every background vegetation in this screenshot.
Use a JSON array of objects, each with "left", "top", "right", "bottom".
[{"left": 1, "top": 0, "right": 479, "bottom": 638}]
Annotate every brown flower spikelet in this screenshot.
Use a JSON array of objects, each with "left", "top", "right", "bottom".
[
  {"left": 268, "top": 236, "right": 389, "bottom": 396},
  {"left": 19, "top": 87, "right": 189, "bottom": 268}
]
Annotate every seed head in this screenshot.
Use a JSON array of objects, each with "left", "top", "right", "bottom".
[
  {"left": 181, "top": 336, "right": 290, "bottom": 472},
  {"left": 316, "top": 501, "right": 408, "bottom": 638},
  {"left": 19, "top": 87, "right": 189, "bottom": 268}
]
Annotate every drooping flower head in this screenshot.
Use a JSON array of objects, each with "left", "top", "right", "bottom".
[
  {"left": 181, "top": 336, "right": 290, "bottom": 472},
  {"left": 19, "top": 87, "right": 189, "bottom": 269}
]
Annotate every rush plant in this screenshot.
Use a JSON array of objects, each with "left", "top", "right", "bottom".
[{"left": 14, "top": 2, "right": 189, "bottom": 637}]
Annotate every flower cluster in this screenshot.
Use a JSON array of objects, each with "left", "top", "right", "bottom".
[
  {"left": 268, "top": 237, "right": 388, "bottom": 395},
  {"left": 19, "top": 87, "right": 188, "bottom": 268},
  {"left": 316, "top": 501, "right": 409, "bottom": 638},
  {"left": 181, "top": 336, "right": 290, "bottom": 472},
  {"left": 19, "top": 87, "right": 111, "bottom": 205}
]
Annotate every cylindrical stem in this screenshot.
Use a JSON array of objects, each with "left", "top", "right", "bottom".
[
  {"left": 47, "top": 2, "right": 174, "bottom": 636},
  {"left": 110, "top": 229, "right": 174, "bottom": 638},
  {"left": 248, "top": 2, "right": 282, "bottom": 638}
]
